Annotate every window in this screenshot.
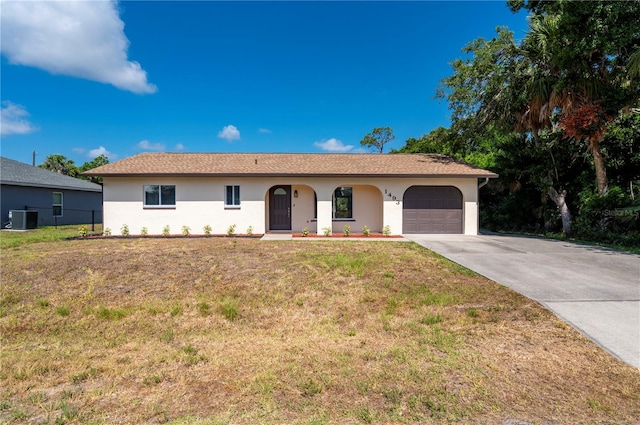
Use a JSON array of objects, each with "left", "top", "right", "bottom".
[
  {"left": 225, "top": 185, "right": 240, "bottom": 207},
  {"left": 144, "top": 185, "right": 175, "bottom": 206},
  {"left": 52, "top": 192, "right": 63, "bottom": 217},
  {"left": 333, "top": 187, "right": 352, "bottom": 219}
]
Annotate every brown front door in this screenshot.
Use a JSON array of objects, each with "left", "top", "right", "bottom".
[{"left": 269, "top": 185, "right": 291, "bottom": 230}]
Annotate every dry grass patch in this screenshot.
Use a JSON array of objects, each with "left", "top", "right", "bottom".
[{"left": 1, "top": 238, "right": 639, "bottom": 424}]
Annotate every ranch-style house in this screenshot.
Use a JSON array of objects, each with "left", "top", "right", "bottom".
[{"left": 85, "top": 152, "right": 497, "bottom": 236}]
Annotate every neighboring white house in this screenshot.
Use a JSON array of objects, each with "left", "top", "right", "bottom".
[{"left": 84, "top": 152, "right": 497, "bottom": 236}]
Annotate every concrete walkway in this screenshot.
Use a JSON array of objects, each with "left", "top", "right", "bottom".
[{"left": 405, "top": 233, "right": 640, "bottom": 369}]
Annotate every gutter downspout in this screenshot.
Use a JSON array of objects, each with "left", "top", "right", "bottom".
[{"left": 477, "top": 177, "right": 490, "bottom": 235}]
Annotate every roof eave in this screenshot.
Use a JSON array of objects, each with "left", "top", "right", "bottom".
[
  {"left": 89, "top": 172, "right": 499, "bottom": 179},
  {"left": 1, "top": 181, "right": 102, "bottom": 192}
]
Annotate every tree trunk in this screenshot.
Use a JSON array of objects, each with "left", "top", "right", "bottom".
[
  {"left": 549, "top": 187, "right": 572, "bottom": 236},
  {"left": 589, "top": 137, "right": 609, "bottom": 195}
]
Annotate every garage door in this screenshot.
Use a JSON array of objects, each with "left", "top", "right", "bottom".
[{"left": 403, "top": 186, "right": 462, "bottom": 234}]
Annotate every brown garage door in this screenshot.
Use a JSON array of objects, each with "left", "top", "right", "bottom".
[{"left": 403, "top": 186, "right": 463, "bottom": 234}]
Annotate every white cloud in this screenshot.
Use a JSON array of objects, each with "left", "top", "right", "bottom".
[
  {"left": 258, "top": 128, "right": 272, "bottom": 134},
  {"left": 314, "top": 138, "right": 354, "bottom": 153},
  {"left": 218, "top": 125, "right": 240, "bottom": 142},
  {"left": 88, "top": 146, "right": 116, "bottom": 159},
  {"left": 0, "top": 101, "right": 37, "bottom": 135},
  {"left": 175, "top": 143, "right": 185, "bottom": 151},
  {"left": 0, "top": 0, "right": 157, "bottom": 94},
  {"left": 72, "top": 147, "right": 86, "bottom": 154},
  {"left": 138, "top": 139, "right": 165, "bottom": 151}
]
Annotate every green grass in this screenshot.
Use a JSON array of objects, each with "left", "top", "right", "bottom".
[{"left": 0, "top": 224, "right": 102, "bottom": 249}]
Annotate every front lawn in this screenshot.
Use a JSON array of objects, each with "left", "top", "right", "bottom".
[{"left": 1, "top": 238, "right": 638, "bottom": 424}]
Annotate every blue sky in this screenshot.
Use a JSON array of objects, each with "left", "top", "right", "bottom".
[{"left": 1, "top": 1, "right": 528, "bottom": 166}]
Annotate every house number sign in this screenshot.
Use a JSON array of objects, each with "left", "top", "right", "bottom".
[{"left": 384, "top": 189, "right": 401, "bottom": 205}]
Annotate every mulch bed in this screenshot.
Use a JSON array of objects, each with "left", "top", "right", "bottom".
[{"left": 292, "top": 232, "right": 402, "bottom": 238}]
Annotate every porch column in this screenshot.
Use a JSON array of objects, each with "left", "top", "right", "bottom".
[{"left": 316, "top": 198, "right": 333, "bottom": 235}]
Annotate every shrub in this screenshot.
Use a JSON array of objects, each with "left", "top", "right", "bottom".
[
  {"left": 181, "top": 225, "right": 191, "bottom": 236},
  {"left": 574, "top": 186, "right": 639, "bottom": 242},
  {"left": 78, "top": 225, "right": 88, "bottom": 238},
  {"left": 227, "top": 224, "right": 236, "bottom": 236},
  {"left": 362, "top": 225, "right": 370, "bottom": 236},
  {"left": 322, "top": 227, "right": 331, "bottom": 237},
  {"left": 301, "top": 227, "right": 309, "bottom": 237},
  {"left": 343, "top": 224, "right": 351, "bottom": 237},
  {"left": 162, "top": 225, "right": 170, "bottom": 236},
  {"left": 203, "top": 225, "right": 212, "bottom": 236},
  {"left": 140, "top": 227, "right": 148, "bottom": 236},
  {"left": 246, "top": 225, "right": 253, "bottom": 236},
  {"left": 103, "top": 228, "right": 111, "bottom": 236},
  {"left": 383, "top": 225, "right": 391, "bottom": 236},
  {"left": 120, "top": 224, "right": 130, "bottom": 237}
]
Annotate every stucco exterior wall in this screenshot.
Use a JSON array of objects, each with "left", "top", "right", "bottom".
[{"left": 102, "top": 176, "right": 481, "bottom": 235}]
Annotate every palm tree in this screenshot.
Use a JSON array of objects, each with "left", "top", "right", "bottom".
[
  {"left": 40, "top": 154, "right": 77, "bottom": 177},
  {"left": 517, "top": 3, "right": 640, "bottom": 196}
]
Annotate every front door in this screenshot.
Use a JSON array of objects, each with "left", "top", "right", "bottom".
[{"left": 269, "top": 185, "right": 291, "bottom": 230}]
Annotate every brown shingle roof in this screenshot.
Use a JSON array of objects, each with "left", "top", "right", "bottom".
[{"left": 84, "top": 152, "right": 498, "bottom": 178}]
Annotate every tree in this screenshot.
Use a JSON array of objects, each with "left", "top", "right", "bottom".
[
  {"left": 436, "top": 28, "right": 576, "bottom": 234},
  {"left": 78, "top": 154, "right": 109, "bottom": 184},
  {"left": 513, "top": 0, "right": 640, "bottom": 195},
  {"left": 39, "top": 154, "right": 78, "bottom": 177},
  {"left": 434, "top": 0, "right": 640, "bottom": 233},
  {"left": 360, "top": 127, "right": 395, "bottom": 153}
]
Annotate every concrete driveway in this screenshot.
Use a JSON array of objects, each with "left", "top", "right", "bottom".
[{"left": 405, "top": 233, "right": 640, "bottom": 369}]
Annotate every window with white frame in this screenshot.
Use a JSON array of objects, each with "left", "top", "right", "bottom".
[
  {"left": 225, "top": 185, "right": 240, "bottom": 207},
  {"left": 332, "top": 187, "right": 352, "bottom": 219},
  {"left": 52, "top": 192, "right": 63, "bottom": 217},
  {"left": 144, "top": 185, "right": 176, "bottom": 206}
]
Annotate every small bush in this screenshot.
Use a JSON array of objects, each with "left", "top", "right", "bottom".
[
  {"left": 227, "top": 224, "right": 236, "bottom": 236},
  {"left": 120, "top": 224, "right": 130, "bottom": 237},
  {"left": 103, "top": 228, "right": 111, "bottom": 236},
  {"left": 203, "top": 225, "right": 212, "bottom": 236},
  {"left": 322, "top": 227, "right": 331, "bottom": 237},
  {"left": 162, "top": 225, "right": 170, "bottom": 236},
  {"left": 246, "top": 225, "right": 254, "bottom": 236},
  {"left": 301, "top": 227, "right": 309, "bottom": 237},
  {"left": 181, "top": 225, "right": 191, "bottom": 236},
  {"left": 56, "top": 306, "right": 70, "bottom": 317},
  {"left": 362, "top": 225, "right": 370, "bottom": 236},
  {"left": 140, "top": 227, "right": 148, "bottom": 236},
  {"left": 383, "top": 225, "right": 391, "bottom": 237},
  {"left": 78, "top": 225, "right": 88, "bottom": 238},
  {"left": 343, "top": 224, "right": 351, "bottom": 237}
]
